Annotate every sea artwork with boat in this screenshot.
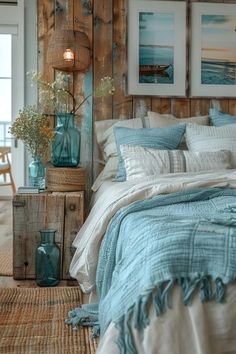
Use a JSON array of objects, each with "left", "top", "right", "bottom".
[
  {"left": 201, "top": 14, "right": 236, "bottom": 85},
  {"left": 139, "top": 12, "right": 174, "bottom": 84}
]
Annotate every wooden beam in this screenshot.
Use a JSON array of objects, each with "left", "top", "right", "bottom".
[
  {"left": 93, "top": 0, "right": 113, "bottom": 121},
  {"left": 113, "top": 0, "right": 133, "bottom": 119}
]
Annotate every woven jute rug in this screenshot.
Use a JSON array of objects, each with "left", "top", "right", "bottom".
[
  {"left": 0, "top": 287, "right": 98, "bottom": 354},
  {"left": 0, "top": 249, "right": 13, "bottom": 276}
]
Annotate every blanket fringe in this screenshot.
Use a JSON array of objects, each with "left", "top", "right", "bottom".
[
  {"left": 65, "top": 303, "right": 99, "bottom": 334},
  {"left": 116, "top": 318, "right": 125, "bottom": 354},
  {"left": 115, "top": 276, "right": 227, "bottom": 354},
  {"left": 215, "top": 278, "right": 226, "bottom": 303},
  {"left": 133, "top": 293, "right": 150, "bottom": 331},
  {"left": 181, "top": 276, "right": 202, "bottom": 305},
  {"left": 65, "top": 276, "right": 227, "bottom": 350},
  {"left": 200, "top": 276, "right": 212, "bottom": 303}
]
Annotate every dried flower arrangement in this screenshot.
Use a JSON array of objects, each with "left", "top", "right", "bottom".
[
  {"left": 9, "top": 105, "right": 54, "bottom": 159},
  {"left": 28, "top": 71, "right": 115, "bottom": 115}
]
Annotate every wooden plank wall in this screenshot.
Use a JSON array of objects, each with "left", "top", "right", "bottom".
[
  {"left": 37, "top": 0, "right": 236, "bottom": 196},
  {"left": 38, "top": 0, "right": 93, "bottom": 202}
]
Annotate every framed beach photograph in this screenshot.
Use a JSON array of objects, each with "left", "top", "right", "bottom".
[
  {"left": 191, "top": 3, "right": 236, "bottom": 97},
  {"left": 128, "top": 0, "right": 186, "bottom": 96}
]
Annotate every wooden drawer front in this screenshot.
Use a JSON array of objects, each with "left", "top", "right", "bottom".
[{"left": 13, "top": 192, "right": 84, "bottom": 280}]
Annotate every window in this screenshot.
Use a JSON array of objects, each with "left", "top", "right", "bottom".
[
  {"left": 0, "top": 34, "right": 12, "bottom": 146},
  {"left": 0, "top": 0, "right": 25, "bottom": 190}
]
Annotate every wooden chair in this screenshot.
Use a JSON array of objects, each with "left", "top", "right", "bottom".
[{"left": 0, "top": 147, "right": 16, "bottom": 194}]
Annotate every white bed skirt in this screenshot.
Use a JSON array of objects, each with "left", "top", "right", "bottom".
[{"left": 97, "top": 284, "right": 236, "bottom": 354}]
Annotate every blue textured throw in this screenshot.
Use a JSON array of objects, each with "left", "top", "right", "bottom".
[{"left": 66, "top": 188, "right": 236, "bottom": 353}]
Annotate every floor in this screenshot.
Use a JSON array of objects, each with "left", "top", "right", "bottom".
[
  {"left": 0, "top": 198, "right": 80, "bottom": 291},
  {"left": 0, "top": 199, "right": 12, "bottom": 252}
]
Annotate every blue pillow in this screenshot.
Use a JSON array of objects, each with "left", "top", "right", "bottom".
[
  {"left": 114, "top": 124, "right": 186, "bottom": 181},
  {"left": 210, "top": 108, "right": 236, "bottom": 127}
]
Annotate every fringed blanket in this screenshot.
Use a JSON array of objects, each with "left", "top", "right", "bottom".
[{"left": 66, "top": 188, "right": 236, "bottom": 353}]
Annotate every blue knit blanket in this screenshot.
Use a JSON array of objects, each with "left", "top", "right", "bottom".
[{"left": 66, "top": 188, "right": 236, "bottom": 353}]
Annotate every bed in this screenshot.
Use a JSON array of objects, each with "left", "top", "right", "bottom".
[{"left": 67, "top": 110, "right": 236, "bottom": 354}]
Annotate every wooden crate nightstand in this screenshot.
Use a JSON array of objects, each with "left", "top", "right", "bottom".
[{"left": 13, "top": 191, "right": 84, "bottom": 280}]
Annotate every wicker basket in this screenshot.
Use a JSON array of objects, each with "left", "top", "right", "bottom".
[{"left": 46, "top": 165, "right": 86, "bottom": 192}]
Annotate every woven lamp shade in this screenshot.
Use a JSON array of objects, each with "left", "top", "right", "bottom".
[{"left": 47, "top": 29, "right": 90, "bottom": 72}]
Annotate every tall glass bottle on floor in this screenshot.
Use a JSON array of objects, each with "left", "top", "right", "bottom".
[{"left": 35, "top": 229, "right": 60, "bottom": 287}]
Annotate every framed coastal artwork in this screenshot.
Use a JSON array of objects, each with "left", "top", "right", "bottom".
[
  {"left": 128, "top": 0, "right": 186, "bottom": 96},
  {"left": 191, "top": 3, "right": 236, "bottom": 97}
]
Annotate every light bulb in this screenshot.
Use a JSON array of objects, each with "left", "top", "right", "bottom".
[{"left": 63, "top": 48, "right": 74, "bottom": 62}]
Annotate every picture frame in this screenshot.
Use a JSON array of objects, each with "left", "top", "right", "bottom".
[
  {"left": 191, "top": 3, "right": 236, "bottom": 97},
  {"left": 127, "top": 0, "right": 186, "bottom": 97}
]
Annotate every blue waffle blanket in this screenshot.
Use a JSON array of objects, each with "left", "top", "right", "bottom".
[{"left": 66, "top": 188, "right": 236, "bottom": 353}]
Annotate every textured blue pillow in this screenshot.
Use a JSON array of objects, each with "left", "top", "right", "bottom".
[
  {"left": 210, "top": 108, "right": 236, "bottom": 127},
  {"left": 114, "top": 124, "right": 186, "bottom": 181}
]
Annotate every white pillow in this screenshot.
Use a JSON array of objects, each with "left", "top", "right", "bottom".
[
  {"left": 95, "top": 118, "right": 143, "bottom": 162},
  {"left": 91, "top": 157, "right": 118, "bottom": 192},
  {"left": 145, "top": 111, "right": 209, "bottom": 128},
  {"left": 186, "top": 124, "right": 236, "bottom": 167},
  {"left": 144, "top": 111, "right": 209, "bottom": 150},
  {"left": 120, "top": 145, "right": 232, "bottom": 181}
]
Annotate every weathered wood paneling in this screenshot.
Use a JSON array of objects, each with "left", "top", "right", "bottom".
[
  {"left": 38, "top": 0, "right": 55, "bottom": 83},
  {"left": 37, "top": 0, "right": 236, "bottom": 193},
  {"left": 38, "top": 0, "right": 93, "bottom": 202},
  {"left": 151, "top": 98, "right": 171, "bottom": 114},
  {"left": 113, "top": 0, "right": 133, "bottom": 119},
  {"left": 73, "top": 0, "right": 93, "bottom": 203},
  {"left": 133, "top": 98, "right": 152, "bottom": 118},
  {"left": 92, "top": 0, "right": 113, "bottom": 179},
  {"left": 171, "top": 99, "right": 191, "bottom": 118},
  {"left": 93, "top": 0, "right": 113, "bottom": 121}
]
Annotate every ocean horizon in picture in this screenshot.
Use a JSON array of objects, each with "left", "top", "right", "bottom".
[
  {"left": 201, "top": 14, "right": 236, "bottom": 85},
  {"left": 139, "top": 12, "right": 174, "bottom": 84}
]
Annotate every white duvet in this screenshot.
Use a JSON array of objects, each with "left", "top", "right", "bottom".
[{"left": 70, "top": 170, "right": 236, "bottom": 354}]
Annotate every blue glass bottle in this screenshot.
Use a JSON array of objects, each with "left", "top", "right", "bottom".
[
  {"left": 35, "top": 229, "right": 60, "bottom": 287},
  {"left": 29, "top": 156, "right": 45, "bottom": 189},
  {"left": 51, "top": 113, "right": 80, "bottom": 167}
]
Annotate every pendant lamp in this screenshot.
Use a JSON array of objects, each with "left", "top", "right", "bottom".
[{"left": 47, "top": 29, "right": 90, "bottom": 72}]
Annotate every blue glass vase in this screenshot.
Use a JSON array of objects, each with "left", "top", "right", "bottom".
[
  {"left": 29, "top": 156, "right": 45, "bottom": 189},
  {"left": 35, "top": 229, "right": 60, "bottom": 287},
  {"left": 51, "top": 113, "right": 80, "bottom": 167}
]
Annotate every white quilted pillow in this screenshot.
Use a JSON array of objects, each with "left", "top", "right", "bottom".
[
  {"left": 145, "top": 111, "right": 209, "bottom": 128},
  {"left": 186, "top": 124, "right": 236, "bottom": 167},
  {"left": 95, "top": 118, "right": 143, "bottom": 162},
  {"left": 120, "top": 145, "right": 232, "bottom": 181},
  {"left": 91, "top": 157, "right": 118, "bottom": 192}
]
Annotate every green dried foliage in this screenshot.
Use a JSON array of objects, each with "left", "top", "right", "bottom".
[
  {"left": 94, "top": 76, "right": 115, "bottom": 98},
  {"left": 28, "top": 71, "right": 73, "bottom": 114},
  {"left": 27, "top": 71, "right": 115, "bottom": 115}
]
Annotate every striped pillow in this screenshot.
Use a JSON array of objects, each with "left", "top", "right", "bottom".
[
  {"left": 114, "top": 124, "right": 186, "bottom": 181},
  {"left": 120, "top": 145, "right": 232, "bottom": 181},
  {"left": 210, "top": 108, "right": 236, "bottom": 127},
  {"left": 186, "top": 124, "right": 236, "bottom": 167}
]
